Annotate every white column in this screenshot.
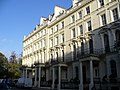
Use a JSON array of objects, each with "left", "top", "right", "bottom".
[
  {"left": 89, "top": 60, "right": 94, "bottom": 90},
  {"left": 58, "top": 66, "right": 61, "bottom": 90},
  {"left": 79, "top": 62, "right": 83, "bottom": 90},
  {"left": 108, "top": 31, "right": 112, "bottom": 47},
  {"left": 34, "top": 67, "right": 37, "bottom": 87},
  {"left": 111, "top": 30, "right": 116, "bottom": 42},
  {"left": 52, "top": 67, "right": 55, "bottom": 89},
  {"left": 25, "top": 68, "right": 27, "bottom": 78},
  {"left": 38, "top": 66, "right": 41, "bottom": 88}
]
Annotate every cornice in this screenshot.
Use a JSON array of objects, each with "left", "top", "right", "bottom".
[{"left": 23, "top": 24, "right": 48, "bottom": 42}]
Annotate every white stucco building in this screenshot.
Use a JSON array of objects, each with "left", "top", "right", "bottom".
[{"left": 22, "top": 0, "right": 120, "bottom": 90}]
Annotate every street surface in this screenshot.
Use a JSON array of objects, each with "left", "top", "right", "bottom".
[{"left": 11, "top": 87, "right": 50, "bottom": 90}]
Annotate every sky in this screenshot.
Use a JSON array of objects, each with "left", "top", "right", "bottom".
[{"left": 0, "top": 0, "right": 72, "bottom": 58}]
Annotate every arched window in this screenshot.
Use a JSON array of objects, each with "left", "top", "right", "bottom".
[
  {"left": 104, "top": 34, "right": 110, "bottom": 52},
  {"left": 89, "top": 39, "right": 93, "bottom": 54},
  {"left": 110, "top": 60, "right": 117, "bottom": 77}
]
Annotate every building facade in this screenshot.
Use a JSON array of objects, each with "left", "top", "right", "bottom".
[{"left": 22, "top": 0, "right": 120, "bottom": 90}]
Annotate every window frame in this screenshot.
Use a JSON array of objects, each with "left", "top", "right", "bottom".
[
  {"left": 112, "top": 8, "right": 119, "bottom": 21},
  {"left": 99, "top": 0, "right": 104, "bottom": 6},
  {"left": 78, "top": 11, "right": 82, "bottom": 19},
  {"left": 71, "top": 15, "right": 75, "bottom": 23},
  {"left": 101, "top": 13, "right": 107, "bottom": 26},
  {"left": 87, "top": 20, "right": 92, "bottom": 31},
  {"left": 86, "top": 6, "right": 90, "bottom": 15},
  {"left": 79, "top": 25, "right": 83, "bottom": 35},
  {"left": 72, "top": 28, "right": 76, "bottom": 38},
  {"left": 61, "top": 21, "right": 64, "bottom": 29}
]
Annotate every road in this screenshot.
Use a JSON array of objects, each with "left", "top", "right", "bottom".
[{"left": 11, "top": 87, "right": 50, "bottom": 90}]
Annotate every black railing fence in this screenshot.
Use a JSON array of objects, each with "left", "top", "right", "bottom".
[
  {"left": 39, "top": 77, "right": 120, "bottom": 90},
  {"left": 93, "top": 78, "right": 120, "bottom": 90}
]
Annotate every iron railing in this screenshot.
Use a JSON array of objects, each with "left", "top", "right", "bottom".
[{"left": 50, "top": 45, "right": 118, "bottom": 64}]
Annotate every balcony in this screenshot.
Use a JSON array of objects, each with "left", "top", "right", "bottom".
[
  {"left": 77, "top": 48, "right": 100, "bottom": 60},
  {"left": 50, "top": 58, "right": 66, "bottom": 65}
]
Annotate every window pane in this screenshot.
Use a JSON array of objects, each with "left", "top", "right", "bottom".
[
  {"left": 62, "top": 21, "right": 64, "bottom": 28},
  {"left": 101, "top": 14, "right": 106, "bottom": 25},
  {"left": 71, "top": 15, "right": 75, "bottom": 22},
  {"left": 86, "top": 6, "right": 90, "bottom": 14},
  {"left": 99, "top": 0, "right": 104, "bottom": 6},
  {"left": 87, "top": 21, "right": 92, "bottom": 31},
  {"left": 78, "top": 11, "right": 82, "bottom": 19},
  {"left": 79, "top": 25, "right": 83, "bottom": 35},
  {"left": 112, "top": 8, "right": 118, "bottom": 21},
  {"left": 72, "top": 28, "right": 76, "bottom": 37}
]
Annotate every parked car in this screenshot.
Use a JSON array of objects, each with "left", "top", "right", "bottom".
[
  {"left": 1, "top": 79, "right": 13, "bottom": 87},
  {"left": 0, "top": 83, "right": 11, "bottom": 90},
  {"left": 16, "top": 77, "right": 32, "bottom": 88}
]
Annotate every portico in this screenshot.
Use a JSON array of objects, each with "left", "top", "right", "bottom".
[
  {"left": 51, "top": 63, "right": 67, "bottom": 90},
  {"left": 34, "top": 64, "right": 45, "bottom": 88},
  {"left": 79, "top": 56, "right": 100, "bottom": 90}
]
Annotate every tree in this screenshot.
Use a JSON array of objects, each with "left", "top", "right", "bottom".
[
  {"left": 7, "top": 63, "right": 21, "bottom": 79},
  {"left": 17, "top": 53, "right": 22, "bottom": 65},
  {"left": 7, "top": 51, "right": 22, "bottom": 79},
  {"left": 9, "top": 51, "right": 17, "bottom": 64},
  {"left": 0, "top": 52, "right": 8, "bottom": 78}
]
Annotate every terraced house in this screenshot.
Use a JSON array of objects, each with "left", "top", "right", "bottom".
[{"left": 22, "top": 0, "right": 120, "bottom": 90}]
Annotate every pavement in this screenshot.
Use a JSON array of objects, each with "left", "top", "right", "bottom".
[
  {"left": 32, "top": 87, "right": 52, "bottom": 90},
  {"left": 12, "top": 87, "right": 51, "bottom": 90}
]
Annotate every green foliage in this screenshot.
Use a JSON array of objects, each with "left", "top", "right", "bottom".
[
  {"left": 7, "top": 62, "right": 21, "bottom": 79},
  {"left": 0, "top": 52, "right": 8, "bottom": 78},
  {"left": 0, "top": 52, "right": 22, "bottom": 79}
]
